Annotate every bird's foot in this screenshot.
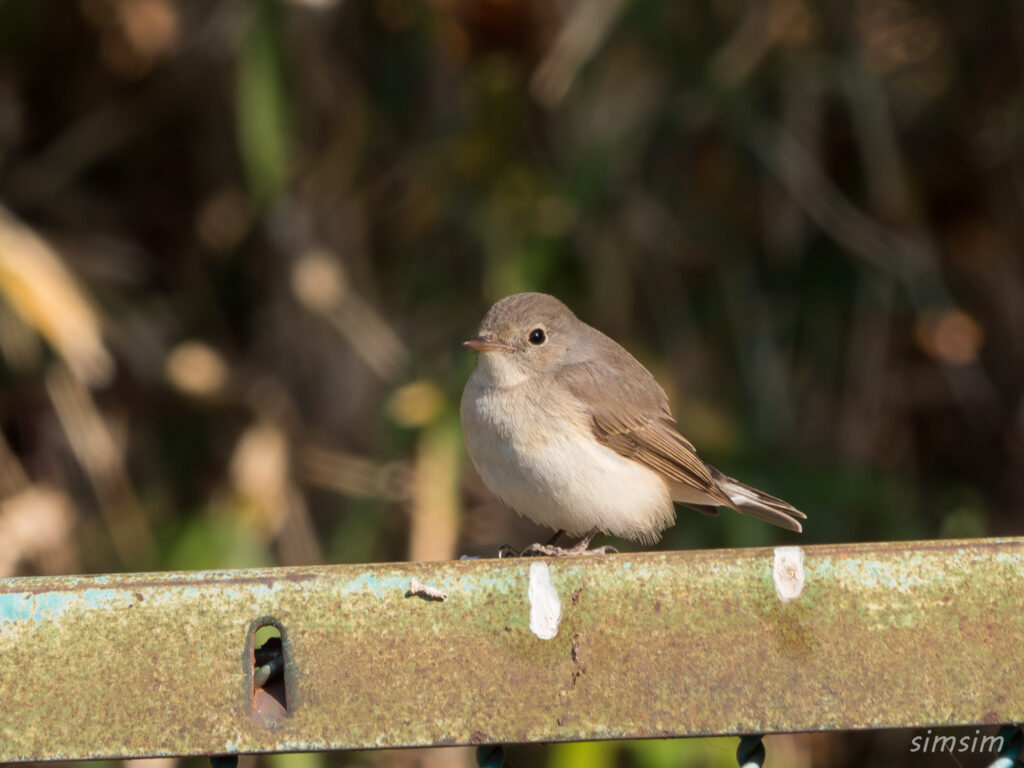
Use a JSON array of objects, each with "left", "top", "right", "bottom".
[
  {"left": 499, "top": 528, "right": 618, "bottom": 558},
  {"left": 520, "top": 541, "right": 618, "bottom": 557}
]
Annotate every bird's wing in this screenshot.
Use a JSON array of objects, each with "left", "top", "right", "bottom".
[{"left": 554, "top": 359, "right": 732, "bottom": 506}]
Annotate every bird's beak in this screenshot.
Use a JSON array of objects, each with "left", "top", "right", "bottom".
[{"left": 463, "top": 335, "right": 508, "bottom": 352}]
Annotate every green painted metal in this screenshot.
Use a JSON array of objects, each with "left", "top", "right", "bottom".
[{"left": 1, "top": 537, "right": 1023, "bottom": 762}]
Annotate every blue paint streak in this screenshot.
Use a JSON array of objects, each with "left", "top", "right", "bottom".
[
  {"left": 342, "top": 571, "right": 410, "bottom": 598},
  {"left": 0, "top": 591, "right": 72, "bottom": 623},
  {"left": 0, "top": 588, "right": 133, "bottom": 625}
]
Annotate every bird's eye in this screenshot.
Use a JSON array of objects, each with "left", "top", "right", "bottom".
[{"left": 528, "top": 328, "right": 547, "bottom": 345}]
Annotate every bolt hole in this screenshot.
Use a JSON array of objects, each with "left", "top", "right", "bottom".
[{"left": 250, "top": 621, "right": 288, "bottom": 720}]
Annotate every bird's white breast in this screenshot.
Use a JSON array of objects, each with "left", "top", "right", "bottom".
[{"left": 460, "top": 365, "right": 675, "bottom": 543}]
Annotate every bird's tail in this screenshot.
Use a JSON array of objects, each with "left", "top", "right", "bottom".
[{"left": 710, "top": 467, "right": 806, "bottom": 532}]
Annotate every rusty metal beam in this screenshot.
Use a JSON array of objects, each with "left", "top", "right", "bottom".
[{"left": 2, "top": 537, "right": 1023, "bottom": 762}]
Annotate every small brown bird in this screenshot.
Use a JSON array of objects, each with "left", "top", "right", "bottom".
[{"left": 460, "top": 292, "right": 805, "bottom": 554}]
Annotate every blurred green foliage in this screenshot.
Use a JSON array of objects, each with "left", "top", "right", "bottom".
[{"left": 238, "top": 0, "right": 292, "bottom": 204}]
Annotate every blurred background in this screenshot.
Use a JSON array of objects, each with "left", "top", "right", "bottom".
[{"left": 1, "top": 0, "right": 1022, "bottom": 766}]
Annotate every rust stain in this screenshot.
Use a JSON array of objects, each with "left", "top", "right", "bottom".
[{"left": 570, "top": 632, "right": 585, "bottom": 688}]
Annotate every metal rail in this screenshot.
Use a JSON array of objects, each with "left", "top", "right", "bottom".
[{"left": 1, "top": 537, "right": 1022, "bottom": 762}]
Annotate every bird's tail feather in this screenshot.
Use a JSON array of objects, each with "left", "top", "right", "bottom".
[{"left": 709, "top": 467, "right": 806, "bottom": 532}]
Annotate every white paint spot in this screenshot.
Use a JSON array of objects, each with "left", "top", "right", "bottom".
[
  {"left": 773, "top": 546, "right": 806, "bottom": 603},
  {"left": 528, "top": 562, "right": 561, "bottom": 639}
]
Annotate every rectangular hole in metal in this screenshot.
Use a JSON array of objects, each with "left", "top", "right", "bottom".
[{"left": 251, "top": 621, "right": 287, "bottom": 720}]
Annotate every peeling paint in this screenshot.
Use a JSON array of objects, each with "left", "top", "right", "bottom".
[
  {"left": 773, "top": 546, "right": 806, "bottom": 603},
  {"left": 527, "top": 562, "right": 561, "bottom": 640}
]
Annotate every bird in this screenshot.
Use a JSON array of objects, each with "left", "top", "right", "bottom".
[{"left": 460, "top": 292, "right": 805, "bottom": 555}]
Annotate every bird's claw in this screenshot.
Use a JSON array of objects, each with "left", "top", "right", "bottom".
[{"left": 498, "top": 541, "right": 618, "bottom": 558}]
